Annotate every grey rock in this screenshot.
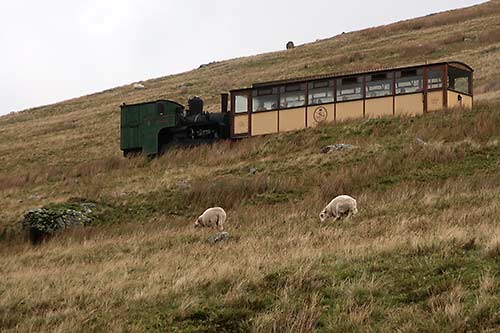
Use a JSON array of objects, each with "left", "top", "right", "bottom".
[
  {"left": 321, "top": 144, "right": 356, "bottom": 154},
  {"left": 208, "top": 232, "right": 230, "bottom": 244},
  {"left": 21, "top": 202, "right": 97, "bottom": 244},
  {"left": 22, "top": 208, "right": 90, "bottom": 234},
  {"left": 198, "top": 61, "right": 217, "bottom": 69},
  {"left": 249, "top": 168, "right": 258, "bottom": 175}
]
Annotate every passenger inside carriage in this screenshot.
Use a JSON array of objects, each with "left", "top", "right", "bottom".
[{"left": 256, "top": 102, "right": 266, "bottom": 111}]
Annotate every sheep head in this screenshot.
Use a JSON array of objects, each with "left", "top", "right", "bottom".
[{"left": 319, "top": 210, "right": 329, "bottom": 223}]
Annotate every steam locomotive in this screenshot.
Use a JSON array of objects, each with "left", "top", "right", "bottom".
[
  {"left": 120, "top": 94, "right": 230, "bottom": 156},
  {"left": 120, "top": 60, "right": 474, "bottom": 157}
]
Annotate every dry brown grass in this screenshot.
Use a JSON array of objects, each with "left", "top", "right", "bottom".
[
  {"left": 362, "top": 0, "right": 499, "bottom": 36},
  {"left": 2, "top": 1, "right": 500, "bottom": 331},
  {"left": 1, "top": 104, "right": 500, "bottom": 331}
]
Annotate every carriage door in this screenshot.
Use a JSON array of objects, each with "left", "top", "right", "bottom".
[{"left": 232, "top": 92, "right": 251, "bottom": 137}]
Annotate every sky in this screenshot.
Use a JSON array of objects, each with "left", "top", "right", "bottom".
[{"left": 0, "top": 0, "right": 487, "bottom": 115}]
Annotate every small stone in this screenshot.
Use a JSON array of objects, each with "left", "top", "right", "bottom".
[
  {"left": 80, "top": 203, "right": 97, "bottom": 214},
  {"left": 208, "top": 232, "right": 230, "bottom": 244},
  {"left": 178, "top": 82, "right": 193, "bottom": 89},
  {"left": 321, "top": 144, "right": 356, "bottom": 154},
  {"left": 415, "top": 138, "right": 427, "bottom": 146}
]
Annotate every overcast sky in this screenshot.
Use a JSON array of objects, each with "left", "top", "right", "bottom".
[{"left": 0, "top": 0, "right": 486, "bottom": 115}]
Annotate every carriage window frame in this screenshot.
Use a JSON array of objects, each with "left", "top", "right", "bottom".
[
  {"left": 280, "top": 84, "right": 306, "bottom": 109},
  {"left": 308, "top": 80, "right": 334, "bottom": 105},
  {"left": 234, "top": 94, "right": 248, "bottom": 113},
  {"left": 252, "top": 87, "right": 279, "bottom": 112},
  {"left": 448, "top": 66, "right": 472, "bottom": 95},
  {"left": 365, "top": 72, "right": 393, "bottom": 98},
  {"left": 427, "top": 68, "right": 443, "bottom": 90},
  {"left": 337, "top": 76, "right": 363, "bottom": 102},
  {"left": 395, "top": 68, "right": 423, "bottom": 95}
]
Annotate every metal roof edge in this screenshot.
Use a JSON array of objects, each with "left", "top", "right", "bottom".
[
  {"left": 248, "top": 60, "right": 473, "bottom": 89},
  {"left": 120, "top": 99, "right": 184, "bottom": 108}
]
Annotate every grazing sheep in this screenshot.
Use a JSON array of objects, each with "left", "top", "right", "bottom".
[
  {"left": 133, "top": 83, "right": 145, "bottom": 89},
  {"left": 194, "top": 207, "right": 226, "bottom": 231},
  {"left": 319, "top": 195, "right": 358, "bottom": 223}
]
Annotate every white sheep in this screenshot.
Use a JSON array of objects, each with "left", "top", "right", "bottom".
[
  {"left": 319, "top": 195, "right": 358, "bottom": 223},
  {"left": 194, "top": 207, "right": 226, "bottom": 231},
  {"left": 133, "top": 83, "right": 145, "bottom": 89}
]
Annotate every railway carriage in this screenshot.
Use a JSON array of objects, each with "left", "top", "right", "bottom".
[{"left": 229, "top": 61, "right": 473, "bottom": 138}]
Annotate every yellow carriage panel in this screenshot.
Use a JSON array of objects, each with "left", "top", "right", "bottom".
[
  {"left": 336, "top": 101, "right": 364, "bottom": 122},
  {"left": 365, "top": 97, "right": 393, "bottom": 118},
  {"left": 306, "top": 103, "right": 334, "bottom": 127},
  {"left": 395, "top": 93, "right": 424, "bottom": 116},
  {"left": 427, "top": 91, "right": 443, "bottom": 112},
  {"left": 251, "top": 111, "right": 278, "bottom": 136},
  {"left": 279, "top": 107, "right": 306, "bottom": 132},
  {"left": 448, "top": 91, "right": 473, "bottom": 109},
  {"left": 233, "top": 114, "right": 249, "bottom": 135}
]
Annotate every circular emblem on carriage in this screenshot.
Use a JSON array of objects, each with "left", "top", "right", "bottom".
[{"left": 313, "top": 106, "right": 328, "bottom": 123}]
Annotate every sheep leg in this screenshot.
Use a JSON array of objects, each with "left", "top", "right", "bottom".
[{"left": 216, "top": 216, "right": 224, "bottom": 232}]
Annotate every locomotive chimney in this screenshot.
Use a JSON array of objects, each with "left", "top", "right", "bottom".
[{"left": 220, "top": 93, "right": 229, "bottom": 113}]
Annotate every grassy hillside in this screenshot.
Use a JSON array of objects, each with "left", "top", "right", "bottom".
[{"left": 1, "top": 1, "right": 500, "bottom": 332}]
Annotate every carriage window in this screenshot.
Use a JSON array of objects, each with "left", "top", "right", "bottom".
[
  {"left": 365, "top": 72, "right": 392, "bottom": 98},
  {"left": 337, "top": 77, "right": 363, "bottom": 101},
  {"left": 252, "top": 87, "right": 279, "bottom": 112},
  {"left": 428, "top": 69, "right": 443, "bottom": 89},
  {"left": 280, "top": 84, "right": 306, "bottom": 108},
  {"left": 448, "top": 67, "right": 471, "bottom": 94},
  {"left": 308, "top": 80, "right": 334, "bottom": 105},
  {"left": 396, "top": 69, "right": 423, "bottom": 94},
  {"left": 235, "top": 95, "right": 248, "bottom": 113}
]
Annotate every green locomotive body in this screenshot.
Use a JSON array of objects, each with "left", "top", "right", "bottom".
[
  {"left": 120, "top": 100, "right": 183, "bottom": 156},
  {"left": 120, "top": 95, "right": 230, "bottom": 156}
]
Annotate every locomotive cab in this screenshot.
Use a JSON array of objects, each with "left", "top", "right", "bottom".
[{"left": 120, "top": 100, "right": 183, "bottom": 156}]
